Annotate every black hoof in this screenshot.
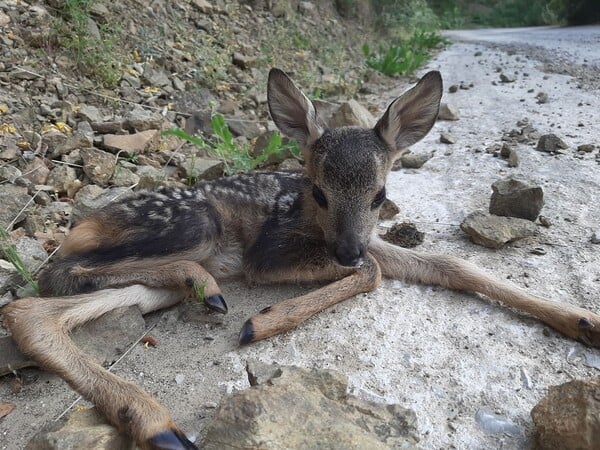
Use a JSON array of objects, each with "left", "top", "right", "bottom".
[
  {"left": 149, "top": 429, "right": 198, "bottom": 450},
  {"left": 239, "top": 319, "right": 255, "bottom": 345},
  {"left": 204, "top": 294, "right": 228, "bottom": 314}
]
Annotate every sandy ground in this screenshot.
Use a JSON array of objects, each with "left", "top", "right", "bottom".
[{"left": 1, "top": 26, "right": 600, "bottom": 449}]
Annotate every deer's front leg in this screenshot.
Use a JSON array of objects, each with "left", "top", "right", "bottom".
[
  {"left": 369, "top": 235, "right": 600, "bottom": 348},
  {"left": 239, "top": 256, "right": 382, "bottom": 344}
]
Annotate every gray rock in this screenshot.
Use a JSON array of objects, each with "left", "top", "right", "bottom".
[
  {"left": 142, "top": 68, "right": 171, "bottom": 87},
  {"left": 475, "top": 409, "right": 521, "bottom": 436},
  {"left": 72, "top": 306, "right": 145, "bottom": 366},
  {"left": 328, "top": 99, "right": 376, "bottom": 128},
  {"left": 135, "top": 166, "right": 170, "bottom": 189},
  {"left": 102, "top": 130, "right": 160, "bottom": 154},
  {"left": 507, "top": 148, "right": 520, "bottom": 167},
  {"left": 500, "top": 73, "right": 515, "bottom": 83},
  {"left": 536, "top": 92, "right": 549, "bottom": 104},
  {"left": 51, "top": 131, "right": 95, "bottom": 158},
  {"left": 577, "top": 144, "right": 595, "bottom": 153},
  {"left": 123, "top": 105, "right": 163, "bottom": 132},
  {"left": 22, "top": 157, "right": 50, "bottom": 185},
  {"left": 12, "top": 236, "right": 48, "bottom": 274},
  {"left": 204, "top": 362, "right": 419, "bottom": 449},
  {"left": 400, "top": 152, "right": 432, "bottom": 169},
  {"left": 278, "top": 158, "right": 303, "bottom": 171},
  {"left": 24, "top": 201, "right": 72, "bottom": 236},
  {"left": 110, "top": 165, "right": 140, "bottom": 187},
  {"left": 41, "top": 131, "right": 68, "bottom": 156},
  {"left": 298, "top": 1, "right": 317, "bottom": 16},
  {"left": 489, "top": 176, "right": 544, "bottom": 221},
  {"left": 227, "top": 119, "right": 265, "bottom": 139},
  {"left": 0, "top": 259, "right": 19, "bottom": 296},
  {"left": 232, "top": 52, "right": 256, "bottom": 70},
  {"left": 461, "top": 211, "right": 538, "bottom": 248},
  {"left": 440, "top": 133, "right": 456, "bottom": 144},
  {"left": 591, "top": 230, "right": 600, "bottom": 244},
  {"left": 25, "top": 407, "right": 134, "bottom": 450},
  {"left": 172, "top": 76, "right": 186, "bottom": 91},
  {"left": 46, "top": 165, "right": 79, "bottom": 195},
  {"left": 537, "top": 134, "right": 568, "bottom": 153},
  {"left": 0, "top": 185, "right": 33, "bottom": 229},
  {"left": 531, "top": 378, "right": 600, "bottom": 450},
  {"left": 192, "top": 0, "right": 215, "bottom": 14},
  {"left": 78, "top": 104, "right": 104, "bottom": 124},
  {"left": 81, "top": 148, "right": 117, "bottom": 186},
  {"left": 179, "top": 158, "right": 224, "bottom": 182},
  {"left": 184, "top": 109, "right": 213, "bottom": 136},
  {"left": 72, "top": 186, "right": 132, "bottom": 223},
  {"left": 0, "top": 165, "right": 22, "bottom": 183},
  {"left": 437, "top": 103, "right": 460, "bottom": 121}
]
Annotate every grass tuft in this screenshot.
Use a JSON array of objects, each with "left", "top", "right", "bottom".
[{"left": 163, "top": 115, "right": 300, "bottom": 177}]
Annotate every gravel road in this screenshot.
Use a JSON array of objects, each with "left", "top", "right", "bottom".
[{"left": 2, "top": 26, "right": 599, "bottom": 449}]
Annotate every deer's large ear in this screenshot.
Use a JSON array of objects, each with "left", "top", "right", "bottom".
[
  {"left": 374, "top": 71, "right": 442, "bottom": 156},
  {"left": 268, "top": 68, "right": 324, "bottom": 148}
]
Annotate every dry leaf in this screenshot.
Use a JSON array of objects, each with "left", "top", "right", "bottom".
[{"left": 0, "top": 402, "right": 16, "bottom": 419}]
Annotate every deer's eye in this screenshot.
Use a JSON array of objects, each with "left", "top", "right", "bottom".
[
  {"left": 371, "top": 187, "right": 386, "bottom": 209},
  {"left": 312, "top": 185, "right": 328, "bottom": 209}
]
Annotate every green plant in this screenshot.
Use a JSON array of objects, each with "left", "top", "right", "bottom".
[
  {"left": 0, "top": 228, "right": 39, "bottom": 295},
  {"left": 363, "top": 30, "right": 446, "bottom": 77},
  {"left": 363, "top": 42, "right": 427, "bottom": 76},
  {"left": 163, "top": 115, "right": 300, "bottom": 176},
  {"left": 53, "top": 0, "right": 123, "bottom": 88},
  {"left": 192, "top": 279, "right": 206, "bottom": 301}
]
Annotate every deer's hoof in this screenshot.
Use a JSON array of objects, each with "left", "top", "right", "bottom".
[
  {"left": 239, "top": 319, "right": 255, "bottom": 345},
  {"left": 148, "top": 429, "right": 198, "bottom": 450},
  {"left": 578, "top": 317, "right": 600, "bottom": 348},
  {"left": 204, "top": 294, "right": 228, "bottom": 314}
]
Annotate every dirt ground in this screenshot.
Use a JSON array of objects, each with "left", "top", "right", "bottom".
[{"left": 2, "top": 26, "right": 600, "bottom": 449}]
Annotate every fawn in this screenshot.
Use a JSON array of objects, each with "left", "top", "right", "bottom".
[{"left": 3, "top": 68, "right": 600, "bottom": 450}]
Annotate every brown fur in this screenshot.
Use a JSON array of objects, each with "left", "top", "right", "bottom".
[{"left": 3, "top": 68, "right": 600, "bottom": 450}]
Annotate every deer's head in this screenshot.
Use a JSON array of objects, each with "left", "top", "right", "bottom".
[{"left": 268, "top": 68, "right": 442, "bottom": 267}]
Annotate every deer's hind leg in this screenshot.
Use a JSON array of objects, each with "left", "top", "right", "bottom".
[
  {"left": 3, "top": 255, "right": 228, "bottom": 450},
  {"left": 368, "top": 235, "right": 600, "bottom": 347},
  {"left": 3, "top": 286, "right": 199, "bottom": 450}
]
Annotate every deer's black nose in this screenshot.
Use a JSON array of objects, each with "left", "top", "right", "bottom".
[{"left": 334, "top": 240, "right": 364, "bottom": 267}]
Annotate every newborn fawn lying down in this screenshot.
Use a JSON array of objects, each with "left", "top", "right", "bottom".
[{"left": 4, "top": 68, "right": 599, "bottom": 449}]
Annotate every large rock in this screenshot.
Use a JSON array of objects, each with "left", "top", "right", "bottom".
[
  {"left": 489, "top": 176, "right": 544, "bottom": 221},
  {"left": 123, "top": 105, "right": 163, "bottom": 132},
  {"left": 329, "top": 99, "right": 376, "bottom": 128},
  {"left": 203, "top": 362, "right": 419, "bottom": 449},
  {"left": 536, "top": 134, "right": 568, "bottom": 153},
  {"left": 81, "top": 148, "right": 117, "bottom": 186},
  {"left": 461, "top": 211, "right": 538, "bottom": 248},
  {"left": 102, "top": 130, "right": 160, "bottom": 154},
  {"left": 437, "top": 103, "right": 460, "bottom": 121},
  {"left": 0, "top": 185, "right": 33, "bottom": 229},
  {"left": 46, "top": 165, "right": 79, "bottom": 195},
  {"left": 25, "top": 407, "right": 133, "bottom": 450},
  {"left": 531, "top": 378, "right": 600, "bottom": 450}
]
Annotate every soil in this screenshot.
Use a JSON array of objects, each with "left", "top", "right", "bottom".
[{"left": 1, "top": 19, "right": 600, "bottom": 450}]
